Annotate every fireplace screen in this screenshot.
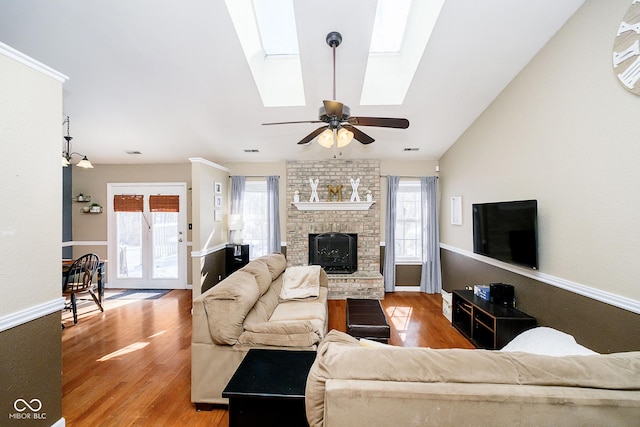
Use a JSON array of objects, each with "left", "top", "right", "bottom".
[{"left": 308, "top": 233, "right": 357, "bottom": 273}]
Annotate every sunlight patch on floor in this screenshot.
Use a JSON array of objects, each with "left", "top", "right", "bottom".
[
  {"left": 385, "top": 305, "right": 413, "bottom": 344},
  {"left": 97, "top": 341, "right": 150, "bottom": 362}
]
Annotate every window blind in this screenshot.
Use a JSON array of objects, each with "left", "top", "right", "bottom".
[
  {"left": 149, "top": 195, "right": 179, "bottom": 212},
  {"left": 113, "top": 195, "right": 144, "bottom": 212}
]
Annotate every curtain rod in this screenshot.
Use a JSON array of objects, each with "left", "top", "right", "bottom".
[
  {"left": 229, "top": 175, "right": 280, "bottom": 178},
  {"left": 379, "top": 175, "right": 438, "bottom": 178}
]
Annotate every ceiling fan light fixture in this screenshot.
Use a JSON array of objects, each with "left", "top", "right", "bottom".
[
  {"left": 337, "top": 127, "right": 354, "bottom": 148},
  {"left": 318, "top": 128, "right": 334, "bottom": 148}
]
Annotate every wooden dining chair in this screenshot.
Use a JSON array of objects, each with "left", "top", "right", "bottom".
[{"left": 63, "top": 253, "right": 104, "bottom": 324}]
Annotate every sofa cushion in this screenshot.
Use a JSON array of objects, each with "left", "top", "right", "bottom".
[
  {"left": 270, "top": 294, "right": 327, "bottom": 323},
  {"left": 203, "top": 271, "right": 260, "bottom": 345},
  {"left": 244, "top": 275, "right": 284, "bottom": 327},
  {"left": 256, "top": 253, "right": 287, "bottom": 280},
  {"left": 238, "top": 320, "right": 322, "bottom": 347},
  {"left": 240, "top": 260, "right": 272, "bottom": 296}
]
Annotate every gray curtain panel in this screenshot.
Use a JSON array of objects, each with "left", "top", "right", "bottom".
[
  {"left": 230, "top": 176, "right": 245, "bottom": 244},
  {"left": 266, "top": 176, "right": 281, "bottom": 253},
  {"left": 383, "top": 176, "right": 399, "bottom": 292},
  {"left": 420, "top": 176, "right": 442, "bottom": 294}
]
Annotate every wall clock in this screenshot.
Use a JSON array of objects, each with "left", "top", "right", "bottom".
[{"left": 613, "top": 1, "right": 640, "bottom": 95}]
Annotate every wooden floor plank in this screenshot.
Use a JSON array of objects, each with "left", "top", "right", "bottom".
[{"left": 62, "top": 289, "right": 473, "bottom": 426}]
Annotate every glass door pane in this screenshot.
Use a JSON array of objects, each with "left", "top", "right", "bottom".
[
  {"left": 152, "top": 211, "right": 179, "bottom": 279},
  {"left": 116, "top": 212, "right": 143, "bottom": 278}
]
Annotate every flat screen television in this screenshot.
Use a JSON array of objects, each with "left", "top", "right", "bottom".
[{"left": 472, "top": 200, "right": 538, "bottom": 269}]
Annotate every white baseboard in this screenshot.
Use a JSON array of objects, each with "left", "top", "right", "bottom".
[{"left": 440, "top": 244, "right": 640, "bottom": 315}]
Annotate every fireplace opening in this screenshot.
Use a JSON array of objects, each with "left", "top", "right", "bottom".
[{"left": 309, "top": 233, "right": 357, "bottom": 273}]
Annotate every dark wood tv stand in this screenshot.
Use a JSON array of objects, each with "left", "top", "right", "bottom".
[{"left": 452, "top": 290, "right": 536, "bottom": 350}]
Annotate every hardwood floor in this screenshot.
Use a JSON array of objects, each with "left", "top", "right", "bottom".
[{"left": 62, "top": 290, "right": 473, "bottom": 426}]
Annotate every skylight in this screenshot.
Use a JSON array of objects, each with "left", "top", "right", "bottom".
[
  {"left": 253, "top": 0, "right": 299, "bottom": 56},
  {"left": 225, "top": 0, "right": 304, "bottom": 107},
  {"left": 369, "top": 0, "right": 412, "bottom": 53},
  {"left": 361, "top": 0, "right": 445, "bottom": 105}
]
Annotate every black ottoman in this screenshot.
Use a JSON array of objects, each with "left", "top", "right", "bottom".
[{"left": 346, "top": 298, "right": 390, "bottom": 344}]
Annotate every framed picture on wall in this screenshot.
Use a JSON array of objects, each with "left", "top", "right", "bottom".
[
  {"left": 214, "top": 195, "right": 222, "bottom": 208},
  {"left": 214, "top": 181, "right": 222, "bottom": 194},
  {"left": 214, "top": 209, "right": 222, "bottom": 222}
]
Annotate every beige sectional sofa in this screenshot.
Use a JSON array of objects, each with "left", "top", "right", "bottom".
[
  {"left": 306, "top": 330, "right": 640, "bottom": 426},
  {"left": 191, "top": 253, "right": 328, "bottom": 406}
]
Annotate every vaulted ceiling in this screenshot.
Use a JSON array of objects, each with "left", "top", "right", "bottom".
[{"left": 0, "top": 0, "right": 584, "bottom": 164}]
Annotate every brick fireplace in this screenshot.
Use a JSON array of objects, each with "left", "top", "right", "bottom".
[{"left": 286, "top": 159, "right": 384, "bottom": 299}]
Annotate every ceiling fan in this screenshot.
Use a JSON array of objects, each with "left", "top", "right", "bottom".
[{"left": 262, "top": 31, "right": 409, "bottom": 147}]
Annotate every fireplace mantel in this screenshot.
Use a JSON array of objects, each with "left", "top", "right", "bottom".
[{"left": 291, "top": 201, "right": 375, "bottom": 211}]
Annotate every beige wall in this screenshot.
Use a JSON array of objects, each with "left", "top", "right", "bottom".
[
  {"left": 0, "top": 43, "right": 65, "bottom": 426},
  {"left": 190, "top": 159, "right": 230, "bottom": 299},
  {"left": 439, "top": 0, "right": 640, "bottom": 301},
  {"left": 72, "top": 163, "right": 192, "bottom": 284},
  {"left": 0, "top": 50, "right": 64, "bottom": 314}
]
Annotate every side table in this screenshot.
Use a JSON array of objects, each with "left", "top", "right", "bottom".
[{"left": 222, "top": 349, "right": 317, "bottom": 427}]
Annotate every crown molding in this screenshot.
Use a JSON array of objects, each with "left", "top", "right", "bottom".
[
  {"left": 189, "top": 157, "right": 231, "bottom": 172},
  {"left": 0, "top": 41, "right": 68, "bottom": 83}
]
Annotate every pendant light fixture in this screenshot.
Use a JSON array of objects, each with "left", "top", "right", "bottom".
[{"left": 62, "top": 116, "right": 93, "bottom": 168}]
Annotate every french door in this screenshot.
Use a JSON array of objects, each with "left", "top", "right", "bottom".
[{"left": 107, "top": 183, "right": 187, "bottom": 289}]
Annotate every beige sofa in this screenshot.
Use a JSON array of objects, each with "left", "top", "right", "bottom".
[
  {"left": 191, "top": 253, "right": 328, "bottom": 406},
  {"left": 306, "top": 330, "right": 640, "bottom": 426}
]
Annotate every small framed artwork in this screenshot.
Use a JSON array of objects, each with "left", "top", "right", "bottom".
[
  {"left": 214, "top": 209, "right": 222, "bottom": 222},
  {"left": 214, "top": 195, "right": 222, "bottom": 208},
  {"left": 214, "top": 181, "right": 222, "bottom": 194},
  {"left": 451, "top": 196, "right": 462, "bottom": 225}
]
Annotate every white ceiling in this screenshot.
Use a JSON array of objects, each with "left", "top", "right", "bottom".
[{"left": 0, "top": 0, "right": 585, "bottom": 165}]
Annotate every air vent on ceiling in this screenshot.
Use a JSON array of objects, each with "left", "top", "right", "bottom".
[
  {"left": 244, "top": 149, "right": 259, "bottom": 153},
  {"left": 126, "top": 150, "right": 142, "bottom": 155},
  {"left": 403, "top": 147, "right": 419, "bottom": 151}
]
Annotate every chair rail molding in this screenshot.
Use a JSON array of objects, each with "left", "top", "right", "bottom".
[
  {"left": 0, "top": 298, "right": 65, "bottom": 333},
  {"left": 440, "top": 243, "right": 640, "bottom": 315}
]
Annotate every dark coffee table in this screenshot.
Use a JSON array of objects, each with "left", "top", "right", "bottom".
[
  {"left": 346, "top": 298, "right": 391, "bottom": 343},
  {"left": 222, "top": 349, "right": 317, "bottom": 427}
]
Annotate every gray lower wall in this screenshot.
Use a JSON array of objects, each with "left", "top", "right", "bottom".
[
  {"left": 201, "top": 244, "right": 288, "bottom": 294},
  {"left": 0, "top": 313, "right": 62, "bottom": 426},
  {"left": 441, "top": 248, "right": 640, "bottom": 353}
]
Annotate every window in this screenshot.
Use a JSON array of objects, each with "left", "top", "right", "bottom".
[
  {"left": 395, "top": 180, "right": 422, "bottom": 263},
  {"left": 243, "top": 180, "right": 268, "bottom": 259}
]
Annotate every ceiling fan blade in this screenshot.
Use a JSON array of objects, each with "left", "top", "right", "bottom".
[
  {"left": 348, "top": 116, "right": 410, "bottom": 129},
  {"left": 297, "top": 126, "right": 328, "bottom": 145},
  {"left": 322, "top": 100, "right": 344, "bottom": 117},
  {"left": 343, "top": 125, "right": 375, "bottom": 145},
  {"left": 262, "top": 120, "right": 323, "bottom": 126}
]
